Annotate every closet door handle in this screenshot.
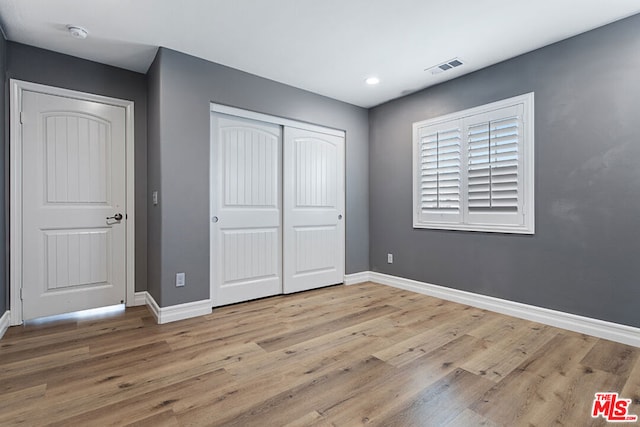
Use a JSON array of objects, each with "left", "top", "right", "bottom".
[{"left": 107, "top": 213, "right": 123, "bottom": 221}]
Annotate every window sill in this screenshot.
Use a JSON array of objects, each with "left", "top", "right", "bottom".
[{"left": 413, "top": 222, "right": 534, "bottom": 235}]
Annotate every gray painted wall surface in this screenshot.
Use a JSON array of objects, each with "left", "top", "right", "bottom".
[
  {"left": 148, "top": 48, "right": 369, "bottom": 307},
  {"left": 146, "top": 54, "right": 162, "bottom": 302},
  {"left": 0, "top": 32, "right": 6, "bottom": 313},
  {"left": 369, "top": 14, "right": 640, "bottom": 327},
  {"left": 6, "top": 42, "right": 149, "bottom": 292}
]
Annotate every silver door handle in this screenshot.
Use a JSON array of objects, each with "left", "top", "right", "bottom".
[{"left": 107, "top": 213, "right": 123, "bottom": 221}]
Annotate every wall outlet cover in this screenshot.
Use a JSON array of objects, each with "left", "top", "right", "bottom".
[{"left": 176, "top": 272, "right": 185, "bottom": 287}]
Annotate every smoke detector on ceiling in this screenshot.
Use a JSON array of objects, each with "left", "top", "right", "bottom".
[
  {"left": 67, "top": 25, "right": 88, "bottom": 39},
  {"left": 426, "top": 58, "right": 464, "bottom": 75}
]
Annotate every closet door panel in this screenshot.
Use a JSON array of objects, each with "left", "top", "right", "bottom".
[
  {"left": 211, "top": 114, "right": 282, "bottom": 306},
  {"left": 283, "top": 127, "right": 345, "bottom": 293}
]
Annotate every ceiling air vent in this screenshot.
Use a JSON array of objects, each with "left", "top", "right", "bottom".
[{"left": 426, "top": 58, "right": 464, "bottom": 75}]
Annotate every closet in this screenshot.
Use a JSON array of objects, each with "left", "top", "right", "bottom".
[{"left": 210, "top": 106, "right": 345, "bottom": 306}]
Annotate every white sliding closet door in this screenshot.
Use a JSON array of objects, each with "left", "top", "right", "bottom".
[
  {"left": 210, "top": 114, "right": 282, "bottom": 306},
  {"left": 283, "top": 127, "right": 345, "bottom": 293}
]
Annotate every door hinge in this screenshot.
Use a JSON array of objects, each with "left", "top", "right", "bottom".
[
  {"left": 20, "top": 287, "right": 23, "bottom": 300},
  {"left": 20, "top": 111, "right": 25, "bottom": 124}
]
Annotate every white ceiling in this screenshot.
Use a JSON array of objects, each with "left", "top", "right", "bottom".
[{"left": 1, "top": 1, "right": 639, "bottom": 108}]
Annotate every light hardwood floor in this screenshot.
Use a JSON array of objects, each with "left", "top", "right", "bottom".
[{"left": 1, "top": 282, "right": 639, "bottom": 426}]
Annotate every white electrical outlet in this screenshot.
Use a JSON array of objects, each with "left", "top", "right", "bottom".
[
  {"left": 387, "top": 253, "right": 393, "bottom": 264},
  {"left": 176, "top": 272, "right": 185, "bottom": 287}
]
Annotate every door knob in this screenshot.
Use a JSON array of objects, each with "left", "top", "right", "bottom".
[{"left": 107, "top": 213, "right": 123, "bottom": 221}]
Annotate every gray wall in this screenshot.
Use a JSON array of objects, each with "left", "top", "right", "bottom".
[
  {"left": 369, "top": 14, "right": 640, "bottom": 327},
  {"left": 146, "top": 53, "right": 162, "bottom": 302},
  {"left": 6, "top": 42, "right": 149, "bottom": 292},
  {"left": 0, "top": 31, "right": 6, "bottom": 314},
  {"left": 148, "top": 48, "right": 369, "bottom": 307}
]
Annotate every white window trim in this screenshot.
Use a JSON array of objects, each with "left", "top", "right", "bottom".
[{"left": 412, "top": 92, "right": 534, "bottom": 234}]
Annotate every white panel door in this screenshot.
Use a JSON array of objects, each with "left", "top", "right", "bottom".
[
  {"left": 21, "top": 90, "right": 127, "bottom": 320},
  {"left": 283, "top": 127, "right": 345, "bottom": 293},
  {"left": 211, "top": 114, "right": 282, "bottom": 306}
]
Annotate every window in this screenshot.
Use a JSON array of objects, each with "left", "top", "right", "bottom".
[{"left": 413, "top": 93, "right": 534, "bottom": 234}]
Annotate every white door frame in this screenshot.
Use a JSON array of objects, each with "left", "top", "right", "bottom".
[
  {"left": 209, "top": 103, "right": 345, "bottom": 305},
  {"left": 9, "top": 79, "right": 136, "bottom": 325}
]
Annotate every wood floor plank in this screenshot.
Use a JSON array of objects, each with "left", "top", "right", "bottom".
[
  {"left": 0, "top": 346, "right": 90, "bottom": 379},
  {"left": 460, "top": 321, "right": 559, "bottom": 382},
  {"left": 226, "top": 323, "right": 391, "bottom": 381},
  {"left": 5, "top": 343, "right": 258, "bottom": 425},
  {"left": 0, "top": 341, "right": 172, "bottom": 395},
  {"left": 444, "top": 409, "right": 501, "bottom": 427},
  {"left": 189, "top": 356, "right": 395, "bottom": 427},
  {"left": 172, "top": 324, "right": 401, "bottom": 421},
  {"left": 373, "top": 307, "right": 491, "bottom": 367},
  {"left": 281, "top": 411, "right": 328, "bottom": 427},
  {"left": 375, "top": 368, "right": 495, "bottom": 427},
  {"left": 175, "top": 325, "right": 396, "bottom": 423},
  {"left": 47, "top": 341, "right": 261, "bottom": 397},
  {"left": 465, "top": 312, "right": 523, "bottom": 343},
  {"left": 124, "top": 410, "right": 179, "bottom": 427},
  {"left": 581, "top": 338, "right": 640, "bottom": 376},
  {"left": 163, "top": 319, "right": 290, "bottom": 351},
  {"left": 384, "top": 298, "right": 480, "bottom": 331},
  {"left": 621, "top": 352, "right": 640, "bottom": 406},
  {"left": 170, "top": 359, "right": 316, "bottom": 424},
  {"left": 540, "top": 365, "right": 620, "bottom": 427},
  {"left": 0, "top": 282, "right": 637, "bottom": 426},
  {"left": 256, "top": 304, "right": 400, "bottom": 352},
  {"left": 317, "top": 334, "right": 489, "bottom": 425},
  {"left": 0, "top": 384, "right": 47, "bottom": 420},
  {"left": 470, "top": 332, "right": 602, "bottom": 426},
  {"left": 46, "top": 369, "right": 230, "bottom": 427}
]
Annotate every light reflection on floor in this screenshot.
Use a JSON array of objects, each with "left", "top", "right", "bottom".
[{"left": 23, "top": 304, "right": 125, "bottom": 326}]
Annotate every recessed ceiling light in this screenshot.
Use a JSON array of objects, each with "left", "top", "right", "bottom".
[
  {"left": 365, "top": 76, "right": 380, "bottom": 85},
  {"left": 67, "top": 25, "right": 88, "bottom": 39}
]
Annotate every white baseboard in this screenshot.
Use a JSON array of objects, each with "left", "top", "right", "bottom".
[
  {"left": 133, "top": 291, "right": 148, "bottom": 307},
  {"left": 344, "top": 272, "right": 371, "bottom": 285},
  {"left": 145, "top": 292, "right": 212, "bottom": 325},
  {"left": 0, "top": 310, "right": 10, "bottom": 340},
  {"left": 346, "top": 271, "right": 640, "bottom": 348}
]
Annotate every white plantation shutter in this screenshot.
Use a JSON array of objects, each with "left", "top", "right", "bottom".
[
  {"left": 413, "top": 93, "right": 534, "bottom": 234},
  {"left": 416, "top": 121, "right": 462, "bottom": 223},
  {"left": 466, "top": 105, "right": 525, "bottom": 226}
]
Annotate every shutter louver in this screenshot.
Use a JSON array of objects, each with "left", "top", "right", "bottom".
[
  {"left": 420, "top": 126, "right": 461, "bottom": 214},
  {"left": 467, "top": 116, "right": 519, "bottom": 213}
]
